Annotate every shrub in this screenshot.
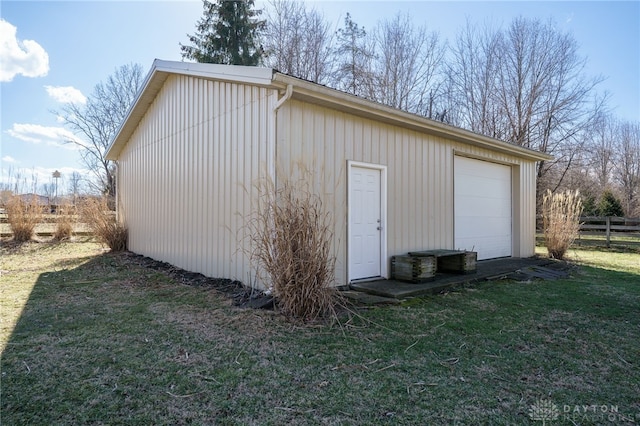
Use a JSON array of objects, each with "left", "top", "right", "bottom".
[
  {"left": 80, "top": 197, "right": 127, "bottom": 251},
  {"left": 581, "top": 194, "right": 597, "bottom": 216},
  {"left": 5, "top": 195, "right": 43, "bottom": 242},
  {"left": 52, "top": 204, "right": 75, "bottom": 241},
  {"left": 542, "top": 189, "right": 583, "bottom": 260},
  {"left": 597, "top": 190, "right": 624, "bottom": 217},
  {"left": 250, "top": 177, "right": 339, "bottom": 321}
]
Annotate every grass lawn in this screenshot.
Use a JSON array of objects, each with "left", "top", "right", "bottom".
[{"left": 2, "top": 241, "right": 639, "bottom": 425}]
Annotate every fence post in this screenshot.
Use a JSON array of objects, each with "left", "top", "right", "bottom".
[{"left": 606, "top": 217, "right": 611, "bottom": 248}]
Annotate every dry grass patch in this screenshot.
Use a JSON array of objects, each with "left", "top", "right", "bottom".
[
  {"left": 52, "top": 204, "right": 75, "bottom": 241},
  {"left": 250, "top": 177, "right": 341, "bottom": 321},
  {"left": 5, "top": 195, "right": 43, "bottom": 242},
  {"left": 0, "top": 241, "right": 103, "bottom": 352},
  {"left": 80, "top": 197, "right": 127, "bottom": 251},
  {"left": 542, "top": 189, "right": 583, "bottom": 259}
]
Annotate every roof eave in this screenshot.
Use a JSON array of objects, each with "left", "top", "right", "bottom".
[
  {"left": 105, "top": 64, "right": 166, "bottom": 160},
  {"left": 106, "top": 60, "right": 553, "bottom": 163},
  {"left": 273, "top": 73, "right": 553, "bottom": 162}
]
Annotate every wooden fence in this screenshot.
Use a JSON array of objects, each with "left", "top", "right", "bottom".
[
  {"left": 538, "top": 216, "right": 640, "bottom": 248},
  {"left": 576, "top": 216, "right": 640, "bottom": 248},
  {"left": 3, "top": 213, "right": 639, "bottom": 248}
]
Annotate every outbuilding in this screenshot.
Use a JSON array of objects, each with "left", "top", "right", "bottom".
[{"left": 106, "top": 59, "right": 552, "bottom": 288}]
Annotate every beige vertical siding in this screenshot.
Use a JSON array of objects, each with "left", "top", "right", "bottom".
[
  {"left": 117, "top": 75, "right": 277, "bottom": 284},
  {"left": 277, "top": 99, "right": 539, "bottom": 285},
  {"left": 117, "top": 75, "right": 539, "bottom": 289}
]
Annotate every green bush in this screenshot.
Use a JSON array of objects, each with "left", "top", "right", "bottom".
[
  {"left": 581, "top": 194, "right": 597, "bottom": 216},
  {"left": 597, "top": 190, "right": 624, "bottom": 217}
]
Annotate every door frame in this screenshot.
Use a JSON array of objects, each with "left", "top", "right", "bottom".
[{"left": 347, "top": 160, "right": 388, "bottom": 282}]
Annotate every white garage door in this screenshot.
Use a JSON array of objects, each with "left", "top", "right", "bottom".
[{"left": 454, "top": 156, "right": 512, "bottom": 260}]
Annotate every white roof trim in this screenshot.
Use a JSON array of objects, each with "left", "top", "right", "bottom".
[{"left": 152, "top": 59, "right": 274, "bottom": 86}]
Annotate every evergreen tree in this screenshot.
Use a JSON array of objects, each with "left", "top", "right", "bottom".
[
  {"left": 597, "top": 190, "right": 625, "bottom": 217},
  {"left": 181, "top": 0, "right": 265, "bottom": 65},
  {"left": 581, "top": 194, "right": 598, "bottom": 216},
  {"left": 334, "top": 13, "right": 374, "bottom": 96}
]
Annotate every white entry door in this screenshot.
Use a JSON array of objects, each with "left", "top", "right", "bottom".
[
  {"left": 349, "top": 164, "right": 384, "bottom": 280},
  {"left": 454, "top": 156, "right": 512, "bottom": 260}
]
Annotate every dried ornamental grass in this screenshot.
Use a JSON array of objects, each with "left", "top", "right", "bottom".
[
  {"left": 5, "top": 195, "right": 43, "bottom": 242},
  {"left": 542, "top": 189, "right": 583, "bottom": 260},
  {"left": 80, "top": 197, "right": 127, "bottom": 251},
  {"left": 53, "top": 204, "right": 75, "bottom": 241},
  {"left": 251, "top": 178, "right": 339, "bottom": 321}
]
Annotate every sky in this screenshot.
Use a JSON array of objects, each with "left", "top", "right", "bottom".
[{"left": 1, "top": 0, "right": 639, "bottom": 195}]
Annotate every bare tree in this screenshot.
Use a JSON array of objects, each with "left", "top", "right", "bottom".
[
  {"left": 587, "top": 113, "right": 617, "bottom": 189},
  {"left": 0, "top": 167, "right": 45, "bottom": 198},
  {"left": 446, "top": 17, "right": 604, "bottom": 196},
  {"left": 41, "top": 182, "right": 55, "bottom": 202},
  {"left": 262, "top": 0, "right": 303, "bottom": 74},
  {"left": 497, "top": 18, "right": 606, "bottom": 194},
  {"left": 368, "top": 13, "right": 445, "bottom": 115},
  {"left": 56, "top": 64, "right": 144, "bottom": 197},
  {"left": 28, "top": 169, "right": 38, "bottom": 195},
  {"left": 497, "top": 18, "right": 600, "bottom": 149},
  {"left": 0, "top": 166, "right": 20, "bottom": 194},
  {"left": 446, "top": 20, "right": 504, "bottom": 136},
  {"left": 333, "top": 13, "right": 375, "bottom": 97},
  {"left": 614, "top": 120, "right": 640, "bottom": 216},
  {"left": 262, "top": 0, "right": 334, "bottom": 84},
  {"left": 67, "top": 171, "right": 84, "bottom": 204},
  {"left": 300, "top": 9, "right": 334, "bottom": 83}
]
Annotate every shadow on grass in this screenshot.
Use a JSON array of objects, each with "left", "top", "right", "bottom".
[
  {"left": 2, "top": 251, "right": 205, "bottom": 424},
  {"left": 0, "top": 248, "right": 275, "bottom": 425},
  {"left": 0, "top": 238, "right": 36, "bottom": 253}
]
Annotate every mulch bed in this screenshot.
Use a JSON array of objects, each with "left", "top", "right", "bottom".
[{"left": 120, "top": 251, "right": 266, "bottom": 307}]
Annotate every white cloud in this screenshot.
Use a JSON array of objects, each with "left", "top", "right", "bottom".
[
  {"left": 6, "top": 123, "right": 82, "bottom": 150},
  {"left": 45, "top": 85, "right": 87, "bottom": 104},
  {"left": 0, "top": 19, "right": 49, "bottom": 82},
  {"left": 2, "top": 155, "right": 17, "bottom": 163}
]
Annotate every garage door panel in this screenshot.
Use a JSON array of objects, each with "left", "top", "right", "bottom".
[
  {"left": 455, "top": 156, "right": 512, "bottom": 260},
  {"left": 461, "top": 237, "right": 511, "bottom": 259},
  {"left": 456, "top": 197, "right": 511, "bottom": 218},
  {"left": 456, "top": 218, "right": 510, "bottom": 238},
  {"left": 455, "top": 236, "right": 511, "bottom": 258},
  {"left": 457, "top": 177, "right": 508, "bottom": 197}
]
